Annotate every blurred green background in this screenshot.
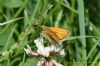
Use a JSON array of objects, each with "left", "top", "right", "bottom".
[{"left": 0, "top": 0, "right": 100, "bottom": 66}]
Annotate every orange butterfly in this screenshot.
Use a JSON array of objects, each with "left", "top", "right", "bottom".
[{"left": 41, "top": 26, "right": 71, "bottom": 44}]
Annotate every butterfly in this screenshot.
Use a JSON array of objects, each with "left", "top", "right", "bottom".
[{"left": 41, "top": 26, "right": 71, "bottom": 44}]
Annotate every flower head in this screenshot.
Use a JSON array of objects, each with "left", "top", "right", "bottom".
[{"left": 24, "top": 35, "right": 66, "bottom": 66}]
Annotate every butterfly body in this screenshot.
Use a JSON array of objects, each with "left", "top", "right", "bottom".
[{"left": 41, "top": 26, "right": 71, "bottom": 44}]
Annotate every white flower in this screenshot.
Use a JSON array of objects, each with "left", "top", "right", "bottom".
[
  {"left": 49, "top": 44, "right": 65, "bottom": 56},
  {"left": 33, "top": 36, "right": 65, "bottom": 57},
  {"left": 49, "top": 44, "right": 55, "bottom": 52},
  {"left": 34, "top": 37, "right": 44, "bottom": 49},
  {"left": 34, "top": 37, "right": 50, "bottom": 57},
  {"left": 24, "top": 45, "right": 31, "bottom": 55},
  {"left": 42, "top": 47, "right": 50, "bottom": 57},
  {"left": 24, "top": 45, "right": 39, "bottom": 56},
  {"left": 25, "top": 36, "right": 65, "bottom": 66},
  {"left": 37, "top": 46, "right": 44, "bottom": 56},
  {"left": 59, "top": 49, "right": 65, "bottom": 56},
  {"left": 54, "top": 44, "right": 63, "bottom": 52},
  {"left": 49, "top": 44, "right": 63, "bottom": 52}
]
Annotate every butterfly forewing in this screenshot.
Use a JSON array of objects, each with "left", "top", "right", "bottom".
[
  {"left": 49, "top": 27, "right": 70, "bottom": 40},
  {"left": 41, "top": 26, "right": 70, "bottom": 44}
]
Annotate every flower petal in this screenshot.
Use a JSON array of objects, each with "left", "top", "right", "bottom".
[
  {"left": 52, "top": 59, "right": 63, "bottom": 66},
  {"left": 24, "top": 45, "right": 38, "bottom": 56},
  {"left": 59, "top": 49, "right": 65, "bottom": 56},
  {"left": 34, "top": 37, "right": 44, "bottom": 48},
  {"left": 42, "top": 47, "right": 50, "bottom": 57}
]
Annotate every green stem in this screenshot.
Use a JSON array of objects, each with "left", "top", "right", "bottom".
[{"left": 77, "top": 0, "right": 87, "bottom": 63}]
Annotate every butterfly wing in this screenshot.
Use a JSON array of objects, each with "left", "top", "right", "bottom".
[
  {"left": 41, "top": 26, "right": 70, "bottom": 44},
  {"left": 41, "top": 27, "right": 59, "bottom": 43},
  {"left": 49, "top": 27, "right": 70, "bottom": 40}
]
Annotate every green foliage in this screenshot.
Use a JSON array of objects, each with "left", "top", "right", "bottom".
[{"left": 0, "top": 0, "right": 100, "bottom": 66}]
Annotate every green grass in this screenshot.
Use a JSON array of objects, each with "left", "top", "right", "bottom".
[{"left": 0, "top": 0, "right": 100, "bottom": 66}]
